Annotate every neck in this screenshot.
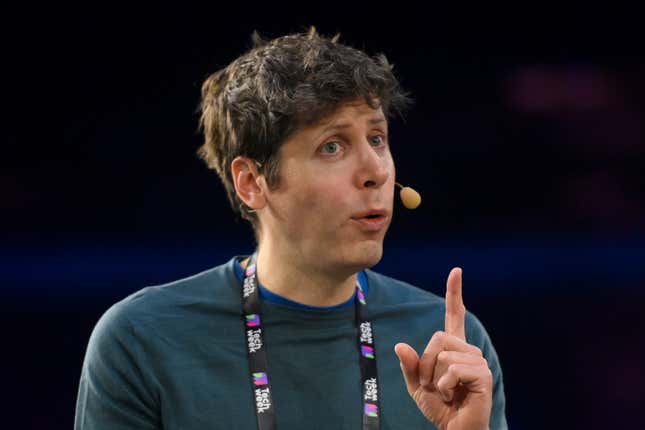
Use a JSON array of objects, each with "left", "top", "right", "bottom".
[{"left": 244, "top": 244, "right": 358, "bottom": 308}]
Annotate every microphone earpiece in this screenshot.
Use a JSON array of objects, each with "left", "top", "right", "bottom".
[{"left": 395, "top": 182, "right": 421, "bottom": 209}]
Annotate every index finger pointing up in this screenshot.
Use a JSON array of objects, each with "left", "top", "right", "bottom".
[{"left": 445, "top": 267, "right": 466, "bottom": 341}]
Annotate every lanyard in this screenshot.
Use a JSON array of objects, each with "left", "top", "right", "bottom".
[{"left": 241, "top": 253, "right": 381, "bottom": 430}]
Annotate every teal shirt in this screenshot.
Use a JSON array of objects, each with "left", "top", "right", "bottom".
[{"left": 75, "top": 257, "right": 507, "bottom": 429}]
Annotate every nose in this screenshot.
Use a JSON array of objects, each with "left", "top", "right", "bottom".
[{"left": 355, "top": 141, "right": 390, "bottom": 189}]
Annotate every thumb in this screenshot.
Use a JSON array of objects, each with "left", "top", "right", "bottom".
[{"left": 394, "top": 343, "right": 420, "bottom": 396}]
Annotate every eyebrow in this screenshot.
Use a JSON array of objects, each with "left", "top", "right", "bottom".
[{"left": 321, "top": 117, "right": 387, "bottom": 133}]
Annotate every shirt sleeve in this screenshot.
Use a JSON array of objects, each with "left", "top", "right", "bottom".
[
  {"left": 466, "top": 312, "right": 509, "bottom": 430},
  {"left": 75, "top": 302, "right": 160, "bottom": 430}
]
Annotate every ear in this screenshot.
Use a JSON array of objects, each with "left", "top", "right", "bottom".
[{"left": 231, "top": 156, "right": 267, "bottom": 211}]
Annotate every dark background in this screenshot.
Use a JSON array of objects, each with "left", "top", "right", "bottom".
[{"left": 3, "top": 6, "right": 645, "bottom": 429}]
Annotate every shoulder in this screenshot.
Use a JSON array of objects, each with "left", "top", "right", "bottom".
[
  {"left": 365, "top": 269, "right": 444, "bottom": 306},
  {"left": 87, "top": 257, "right": 241, "bottom": 351}
]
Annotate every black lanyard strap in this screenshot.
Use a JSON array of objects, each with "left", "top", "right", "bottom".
[{"left": 240, "top": 253, "right": 381, "bottom": 430}]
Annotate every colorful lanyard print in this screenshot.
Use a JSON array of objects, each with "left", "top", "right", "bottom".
[{"left": 241, "top": 253, "right": 381, "bottom": 430}]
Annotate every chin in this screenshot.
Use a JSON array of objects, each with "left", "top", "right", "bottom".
[{"left": 345, "top": 240, "right": 384, "bottom": 270}]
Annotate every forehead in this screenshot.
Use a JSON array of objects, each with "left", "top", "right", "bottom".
[{"left": 308, "top": 100, "right": 387, "bottom": 131}]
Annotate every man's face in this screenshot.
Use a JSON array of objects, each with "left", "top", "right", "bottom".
[{"left": 259, "top": 99, "right": 396, "bottom": 275}]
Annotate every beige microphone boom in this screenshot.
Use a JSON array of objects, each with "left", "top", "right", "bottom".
[{"left": 395, "top": 182, "right": 421, "bottom": 209}]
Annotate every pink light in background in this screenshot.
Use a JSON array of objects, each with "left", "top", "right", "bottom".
[{"left": 504, "top": 64, "right": 621, "bottom": 114}]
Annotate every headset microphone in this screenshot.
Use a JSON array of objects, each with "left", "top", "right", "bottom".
[{"left": 395, "top": 182, "right": 421, "bottom": 209}]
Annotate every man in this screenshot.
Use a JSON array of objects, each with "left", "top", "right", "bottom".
[{"left": 75, "top": 27, "right": 507, "bottom": 429}]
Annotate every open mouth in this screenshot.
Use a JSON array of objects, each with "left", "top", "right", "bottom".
[
  {"left": 351, "top": 211, "right": 388, "bottom": 231},
  {"left": 352, "top": 209, "right": 387, "bottom": 220}
]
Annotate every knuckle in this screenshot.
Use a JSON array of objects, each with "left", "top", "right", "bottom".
[
  {"left": 447, "top": 304, "right": 465, "bottom": 315},
  {"left": 469, "top": 345, "right": 483, "bottom": 356},
  {"left": 484, "top": 368, "right": 493, "bottom": 385},
  {"left": 431, "top": 331, "right": 445, "bottom": 343},
  {"left": 436, "top": 377, "right": 447, "bottom": 391},
  {"left": 434, "top": 378, "right": 448, "bottom": 391}
]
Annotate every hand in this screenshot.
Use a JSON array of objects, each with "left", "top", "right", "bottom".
[{"left": 394, "top": 268, "right": 493, "bottom": 430}]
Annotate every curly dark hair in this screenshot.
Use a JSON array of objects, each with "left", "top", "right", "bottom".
[{"left": 198, "top": 26, "right": 412, "bottom": 229}]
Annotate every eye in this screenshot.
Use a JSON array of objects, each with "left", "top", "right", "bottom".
[
  {"left": 320, "top": 141, "right": 341, "bottom": 154},
  {"left": 369, "top": 135, "right": 386, "bottom": 147}
]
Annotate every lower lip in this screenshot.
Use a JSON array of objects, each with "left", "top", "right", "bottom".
[{"left": 350, "top": 216, "right": 388, "bottom": 232}]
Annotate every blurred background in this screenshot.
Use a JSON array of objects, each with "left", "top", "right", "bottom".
[{"left": 3, "top": 6, "right": 644, "bottom": 429}]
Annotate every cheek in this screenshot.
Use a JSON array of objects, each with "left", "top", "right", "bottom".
[
  {"left": 385, "top": 152, "right": 396, "bottom": 179},
  {"left": 299, "top": 180, "right": 349, "bottom": 217},
  {"left": 291, "top": 180, "right": 352, "bottom": 231}
]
